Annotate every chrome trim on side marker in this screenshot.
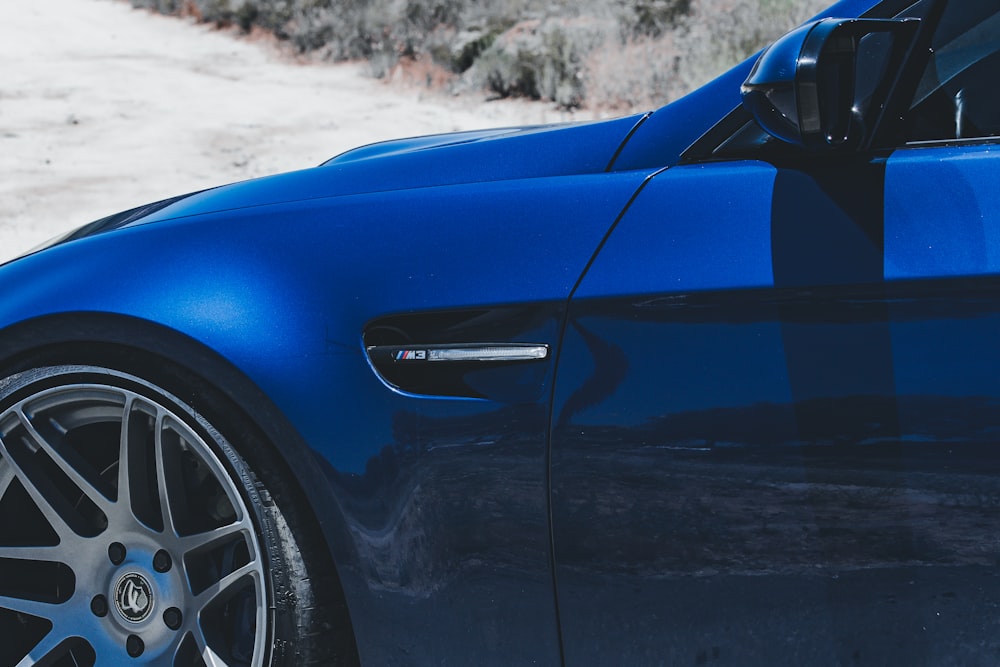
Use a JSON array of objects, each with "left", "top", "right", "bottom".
[{"left": 369, "top": 343, "right": 549, "bottom": 363}]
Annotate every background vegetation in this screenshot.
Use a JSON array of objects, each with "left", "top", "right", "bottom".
[{"left": 129, "top": 0, "right": 830, "bottom": 110}]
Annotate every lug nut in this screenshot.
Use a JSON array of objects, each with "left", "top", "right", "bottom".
[
  {"left": 90, "top": 595, "right": 108, "bottom": 617},
  {"left": 108, "top": 542, "right": 127, "bottom": 565},
  {"left": 163, "top": 606, "right": 183, "bottom": 631},
  {"left": 126, "top": 635, "right": 144, "bottom": 658},
  {"left": 153, "top": 549, "right": 172, "bottom": 573}
]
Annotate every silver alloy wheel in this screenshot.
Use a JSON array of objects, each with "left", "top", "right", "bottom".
[{"left": 0, "top": 372, "right": 268, "bottom": 666}]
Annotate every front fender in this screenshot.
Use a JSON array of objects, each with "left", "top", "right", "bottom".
[
  {"left": 0, "top": 171, "right": 651, "bottom": 661},
  {"left": 0, "top": 172, "right": 651, "bottom": 436},
  {"left": 0, "top": 167, "right": 648, "bottom": 532}
]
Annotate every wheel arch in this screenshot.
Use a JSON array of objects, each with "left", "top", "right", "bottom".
[{"left": 0, "top": 311, "right": 361, "bottom": 664}]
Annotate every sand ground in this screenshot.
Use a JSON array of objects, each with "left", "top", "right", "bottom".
[{"left": 0, "top": 0, "right": 592, "bottom": 260}]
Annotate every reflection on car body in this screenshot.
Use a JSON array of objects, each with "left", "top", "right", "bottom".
[{"left": 1, "top": 0, "right": 999, "bottom": 664}]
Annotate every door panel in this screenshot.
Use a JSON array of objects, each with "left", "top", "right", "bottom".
[
  {"left": 886, "top": 145, "right": 1000, "bottom": 278},
  {"left": 573, "top": 162, "right": 776, "bottom": 298},
  {"left": 551, "top": 153, "right": 1000, "bottom": 664}
]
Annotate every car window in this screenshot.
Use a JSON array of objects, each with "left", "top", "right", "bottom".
[{"left": 906, "top": 2, "right": 1000, "bottom": 141}]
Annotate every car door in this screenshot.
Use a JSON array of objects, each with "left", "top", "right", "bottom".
[{"left": 549, "top": 1, "right": 1000, "bottom": 664}]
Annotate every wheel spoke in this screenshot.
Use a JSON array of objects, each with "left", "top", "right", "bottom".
[
  {"left": 0, "top": 545, "right": 64, "bottom": 561},
  {"left": 178, "top": 519, "right": 253, "bottom": 557},
  {"left": 153, "top": 412, "right": 181, "bottom": 536},
  {"left": 118, "top": 397, "right": 167, "bottom": 531},
  {"left": 194, "top": 561, "right": 259, "bottom": 613},
  {"left": 0, "top": 593, "right": 61, "bottom": 621},
  {"left": 188, "top": 626, "right": 229, "bottom": 667},
  {"left": 0, "top": 458, "right": 14, "bottom": 495},
  {"left": 201, "top": 645, "right": 228, "bottom": 667},
  {"left": 116, "top": 396, "right": 136, "bottom": 511},
  {"left": 13, "top": 409, "right": 115, "bottom": 518}
]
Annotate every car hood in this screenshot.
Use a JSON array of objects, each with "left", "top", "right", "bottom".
[
  {"left": 147, "top": 114, "right": 648, "bottom": 224},
  {"left": 10, "top": 114, "right": 646, "bottom": 263},
  {"left": 22, "top": 114, "right": 646, "bottom": 257}
]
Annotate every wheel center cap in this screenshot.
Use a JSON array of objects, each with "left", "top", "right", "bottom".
[{"left": 114, "top": 572, "right": 154, "bottom": 623}]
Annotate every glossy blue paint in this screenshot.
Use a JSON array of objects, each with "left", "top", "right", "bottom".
[
  {"left": 610, "top": 63, "right": 755, "bottom": 171},
  {"left": 547, "top": 279, "right": 1000, "bottom": 662},
  {"left": 3, "top": 0, "right": 1000, "bottom": 662},
  {"left": 0, "top": 170, "right": 650, "bottom": 665},
  {"left": 132, "top": 115, "right": 647, "bottom": 226},
  {"left": 575, "top": 161, "right": 777, "bottom": 298},
  {"left": 553, "top": 192, "right": 1000, "bottom": 667},
  {"left": 886, "top": 144, "right": 1000, "bottom": 279}
]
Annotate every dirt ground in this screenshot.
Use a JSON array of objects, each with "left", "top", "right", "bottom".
[{"left": 0, "top": 0, "right": 591, "bottom": 260}]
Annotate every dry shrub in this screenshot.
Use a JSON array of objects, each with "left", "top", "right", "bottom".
[
  {"left": 586, "top": 35, "right": 684, "bottom": 112},
  {"left": 461, "top": 16, "right": 613, "bottom": 108},
  {"left": 130, "top": 0, "right": 834, "bottom": 111}
]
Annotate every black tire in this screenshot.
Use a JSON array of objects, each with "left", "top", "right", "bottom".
[{"left": 0, "top": 365, "right": 337, "bottom": 666}]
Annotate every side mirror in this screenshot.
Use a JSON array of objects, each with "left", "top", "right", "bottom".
[{"left": 741, "top": 17, "right": 919, "bottom": 150}]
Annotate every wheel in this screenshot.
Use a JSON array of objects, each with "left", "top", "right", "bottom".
[{"left": 0, "top": 365, "right": 329, "bottom": 666}]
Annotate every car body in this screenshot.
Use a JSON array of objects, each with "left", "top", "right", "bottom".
[{"left": 1, "top": 0, "right": 999, "bottom": 664}]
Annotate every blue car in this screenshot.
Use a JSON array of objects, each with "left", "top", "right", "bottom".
[{"left": 1, "top": 0, "right": 997, "bottom": 664}]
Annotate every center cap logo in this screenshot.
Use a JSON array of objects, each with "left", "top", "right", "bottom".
[{"left": 115, "top": 573, "right": 154, "bottom": 623}]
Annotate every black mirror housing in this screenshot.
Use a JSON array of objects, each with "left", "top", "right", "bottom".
[{"left": 742, "top": 17, "right": 919, "bottom": 150}]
